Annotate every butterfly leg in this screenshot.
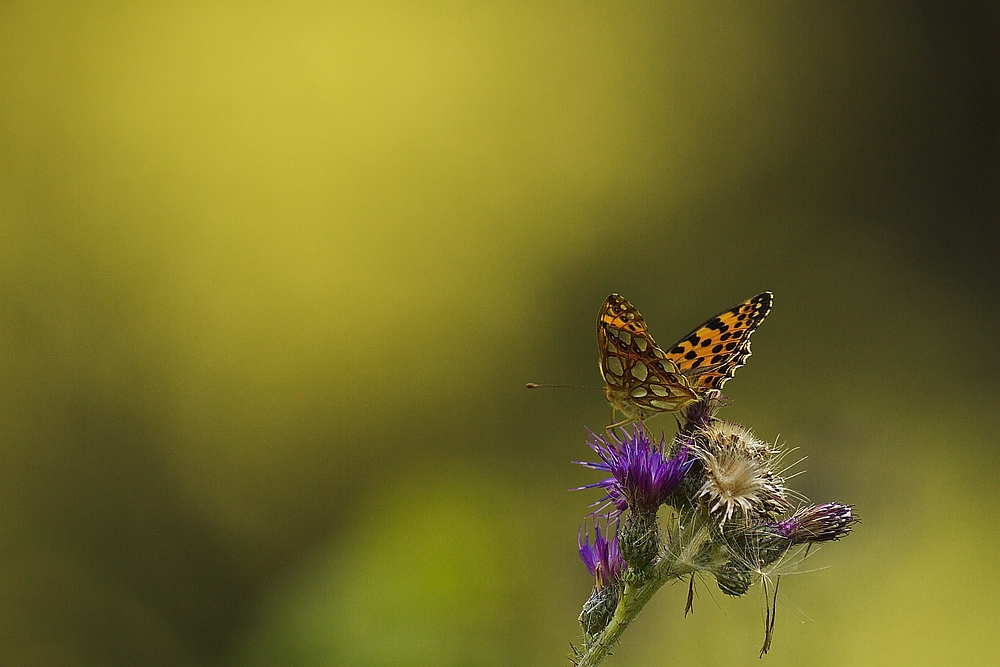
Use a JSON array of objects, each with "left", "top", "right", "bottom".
[{"left": 605, "top": 414, "right": 637, "bottom": 433}]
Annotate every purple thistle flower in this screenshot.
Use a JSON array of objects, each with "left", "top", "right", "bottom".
[
  {"left": 578, "top": 522, "right": 625, "bottom": 590},
  {"left": 773, "top": 503, "right": 857, "bottom": 544},
  {"left": 681, "top": 391, "right": 727, "bottom": 428},
  {"left": 577, "top": 426, "right": 692, "bottom": 516}
]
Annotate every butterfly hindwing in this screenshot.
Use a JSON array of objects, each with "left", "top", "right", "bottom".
[{"left": 598, "top": 294, "right": 698, "bottom": 421}]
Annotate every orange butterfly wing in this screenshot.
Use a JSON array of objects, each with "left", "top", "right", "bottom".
[{"left": 665, "top": 292, "right": 773, "bottom": 392}]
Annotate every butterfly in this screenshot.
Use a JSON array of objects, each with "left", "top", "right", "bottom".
[{"left": 597, "top": 292, "right": 772, "bottom": 426}]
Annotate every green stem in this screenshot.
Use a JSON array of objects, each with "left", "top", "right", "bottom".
[
  {"left": 576, "top": 559, "right": 689, "bottom": 667},
  {"left": 577, "top": 513, "right": 711, "bottom": 667}
]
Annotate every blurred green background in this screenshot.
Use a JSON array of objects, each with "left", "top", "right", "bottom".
[{"left": 1, "top": 2, "right": 997, "bottom": 665}]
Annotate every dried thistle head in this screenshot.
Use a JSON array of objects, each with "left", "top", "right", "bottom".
[{"left": 688, "top": 421, "right": 791, "bottom": 524}]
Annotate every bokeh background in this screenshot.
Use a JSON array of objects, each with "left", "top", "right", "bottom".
[{"left": 2, "top": 2, "right": 997, "bottom": 665}]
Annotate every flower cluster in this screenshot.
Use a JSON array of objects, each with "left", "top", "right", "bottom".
[{"left": 573, "top": 394, "right": 858, "bottom": 659}]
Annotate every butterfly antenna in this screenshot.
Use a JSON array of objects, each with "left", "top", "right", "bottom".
[{"left": 525, "top": 383, "right": 601, "bottom": 389}]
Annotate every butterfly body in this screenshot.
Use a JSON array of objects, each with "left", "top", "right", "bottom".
[{"left": 597, "top": 292, "right": 772, "bottom": 425}]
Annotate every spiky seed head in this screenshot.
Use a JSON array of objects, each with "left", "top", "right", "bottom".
[{"left": 689, "top": 421, "right": 791, "bottom": 525}]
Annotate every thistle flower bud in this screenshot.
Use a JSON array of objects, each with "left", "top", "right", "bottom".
[
  {"left": 619, "top": 511, "right": 660, "bottom": 576},
  {"left": 716, "top": 560, "right": 752, "bottom": 597},
  {"left": 772, "top": 503, "right": 857, "bottom": 545},
  {"left": 680, "top": 391, "right": 726, "bottom": 429},
  {"left": 578, "top": 522, "right": 626, "bottom": 636},
  {"left": 580, "top": 585, "right": 620, "bottom": 636},
  {"left": 578, "top": 522, "right": 625, "bottom": 590}
]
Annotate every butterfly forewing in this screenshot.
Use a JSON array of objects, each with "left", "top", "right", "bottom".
[{"left": 665, "top": 292, "right": 772, "bottom": 392}]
